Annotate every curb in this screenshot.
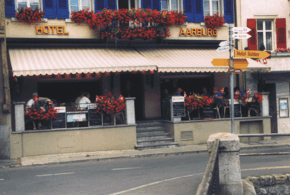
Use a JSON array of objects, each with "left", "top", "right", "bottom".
[
  {"left": 3, "top": 143, "right": 290, "bottom": 168},
  {"left": 20, "top": 149, "right": 209, "bottom": 167}
]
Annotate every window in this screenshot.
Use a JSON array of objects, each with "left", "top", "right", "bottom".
[
  {"left": 118, "top": 0, "right": 141, "bottom": 9},
  {"left": 203, "top": 0, "right": 223, "bottom": 16},
  {"left": 257, "top": 20, "right": 273, "bottom": 51},
  {"left": 17, "top": 0, "right": 40, "bottom": 10},
  {"left": 69, "top": 0, "right": 92, "bottom": 12},
  {"left": 161, "top": 0, "right": 182, "bottom": 11}
]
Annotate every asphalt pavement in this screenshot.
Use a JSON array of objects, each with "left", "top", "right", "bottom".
[{"left": 1, "top": 137, "right": 290, "bottom": 169}]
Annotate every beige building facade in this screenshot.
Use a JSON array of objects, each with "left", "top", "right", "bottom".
[{"left": 1, "top": 0, "right": 272, "bottom": 159}]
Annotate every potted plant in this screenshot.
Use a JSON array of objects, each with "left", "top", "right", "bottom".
[
  {"left": 204, "top": 13, "right": 225, "bottom": 29},
  {"left": 15, "top": 7, "right": 45, "bottom": 24}
]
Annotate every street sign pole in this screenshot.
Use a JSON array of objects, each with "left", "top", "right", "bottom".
[{"left": 229, "top": 25, "right": 235, "bottom": 134}]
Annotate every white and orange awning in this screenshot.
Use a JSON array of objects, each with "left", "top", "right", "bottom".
[
  {"left": 136, "top": 48, "right": 270, "bottom": 73},
  {"left": 9, "top": 48, "right": 156, "bottom": 77},
  {"left": 9, "top": 47, "right": 270, "bottom": 77}
]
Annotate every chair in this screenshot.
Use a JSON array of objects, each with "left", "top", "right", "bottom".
[
  {"left": 222, "top": 99, "right": 230, "bottom": 118},
  {"left": 213, "top": 103, "right": 221, "bottom": 119}
]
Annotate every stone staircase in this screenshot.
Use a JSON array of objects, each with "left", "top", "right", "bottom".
[{"left": 135, "top": 120, "right": 179, "bottom": 150}]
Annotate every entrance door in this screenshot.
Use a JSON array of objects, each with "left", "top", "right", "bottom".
[
  {"left": 121, "top": 73, "right": 144, "bottom": 120},
  {"left": 266, "top": 83, "right": 277, "bottom": 133}
]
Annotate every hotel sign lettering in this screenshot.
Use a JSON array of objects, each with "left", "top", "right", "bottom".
[
  {"left": 179, "top": 28, "right": 217, "bottom": 36},
  {"left": 36, "top": 25, "right": 69, "bottom": 35}
]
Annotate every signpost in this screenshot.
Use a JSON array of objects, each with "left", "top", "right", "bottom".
[
  {"left": 232, "top": 34, "right": 251, "bottom": 39},
  {"left": 234, "top": 50, "right": 271, "bottom": 59},
  {"left": 211, "top": 58, "right": 249, "bottom": 69},
  {"left": 217, "top": 46, "right": 230, "bottom": 52},
  {"left": 219, "top": 40, "right": 229, "bottom": 47},
  {"left": 232, "top": 27, "right": 251, "bottom": 33}
]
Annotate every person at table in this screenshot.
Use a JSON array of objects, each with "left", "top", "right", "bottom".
[
  {"left": 75, "top": 91, "right": 84, "bottom": 109},
  {"left": 213, "top": 87, "right": 223, "bottom": 102},
  {"left": 174, "top": 87, "right": 183, "bottom": 96},
  {"left": 79, "top": 92, "right": 91, "bottom": 110},
  {"left": 201, "top": 87, "right": 210, "bottom": 97},
  {"left": 234, "top": 86, "right": 245, "bottom": 97},
  {"left": 222, "top": 87, "right": 230, "bottom": 99}
]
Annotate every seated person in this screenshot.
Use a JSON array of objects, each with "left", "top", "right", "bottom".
[
  {"left": 175, "top": 87, "right": 183, "bottom": 96},
  {"left": 79, "top": 92, "right": 91, "bottom": 110},
  {"left": 201, "top": 87, "right": 210, "bottom": 97}
]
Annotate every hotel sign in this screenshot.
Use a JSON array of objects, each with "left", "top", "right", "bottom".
[
  {"left": 179, "top": 28, "right": 217, "bottom": 36},
  {"left": 36, "top": 25, "right": 69, "bottom": 35}
]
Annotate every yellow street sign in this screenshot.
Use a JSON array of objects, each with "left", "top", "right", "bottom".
[
  {"left": 211, "top": 58, "right": 249, "bottom": 69},
  {"left": 234, "top": 50, "right": 270, "bottom": 59}
]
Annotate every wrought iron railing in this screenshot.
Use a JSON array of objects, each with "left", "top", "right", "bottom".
[{"left": 196, "top": 139, "right": 220, "bottom": 195}]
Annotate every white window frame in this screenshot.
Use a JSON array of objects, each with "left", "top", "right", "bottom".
[
  {"left": 15, "top": 0, "right": 42, "bottom": 11},
  {"left": 257, "top": 20, "right": 273, "bottom": 51},
  {"left": 161, "top": 0, "right": 183, "bottom": 12},
  {"left": 117, "top": 0, "right": 141, "bottom": 10},
  {"left": 203, "top": 0, "right": 223, "bottom": 16},
  {"left": 69, "top": 0, "right": 93, "bottom": 14}
]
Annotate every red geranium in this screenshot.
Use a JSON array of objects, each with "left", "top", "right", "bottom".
[
  {"left": 253, "top": 92, "right": 263, "bottom": 103},
  {"left": 15, "top": 7, "right": 45, "bottom": 24},
  {"left": 95, "top": 94, "right": 126, "bottom": 115},
  {"left": 204, "top": 13, "right": 225, "bottom": 29},
  {"left": 71, "top": 8, "right": 186, "bottom": 40}
]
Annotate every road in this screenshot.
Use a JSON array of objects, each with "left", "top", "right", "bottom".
[{"left": 0, "top": 147, "right": 289, "bottom": 195}]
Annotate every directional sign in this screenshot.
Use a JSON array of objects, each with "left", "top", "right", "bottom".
[
  {"left": 228, "top": 68, "right": 242, "bottom": 73},
  {"left": 219, "top": 41, "right": 229, "bottom": 47},
  {"left": 211, "top": 58, "right": 249, "bottom": 69},
  {"left": 232, "top": 27, "right": 251, "bottom": 33},
  {"left": 232, "top": 34, "right": 251, "bottom": 39},
  {"left": 217, "top": 46, "right": 230, "bottom": 52},
  {"left": 234, "top": 50, "right": 270, "bottom": 59}
]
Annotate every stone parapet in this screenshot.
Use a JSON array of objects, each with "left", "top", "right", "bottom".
[{"left": 247, "top": 174, "right": 290, "bottom": 194}]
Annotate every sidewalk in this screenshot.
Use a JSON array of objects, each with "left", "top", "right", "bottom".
[{"left": 1, "top": 138, "right": 290, "bottom": 169}]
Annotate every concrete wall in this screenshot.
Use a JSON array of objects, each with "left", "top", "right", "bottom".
[
  {"left": 10, "top": 126, "right": 136, "bottom": 158},
  {"left": 164, "top": 117, "right": 271, "bottom": 145},
  {"left": 276, "top": 82, "right": 290, "bottom": 133}
]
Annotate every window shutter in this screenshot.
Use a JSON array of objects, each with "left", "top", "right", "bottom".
[
  {"left": 5, "top": 0, "right": 15, "bottom": 17},
  {"left": 95, "top": 0, "right": 105, "bottom": 12},
  {"left": 107, "top": 0, "right": 116, "bottom": 10},
  {"left": 152, "top": 0, "right": 160, "bottom": 10},
  {"left": 276, "top": 18, "right": 286, "bottom": 49},
  {"left": 184, "top": 0, "right": 194, "bottom": 22},
  {"left": 224, "top": 0, "right": 233, "bottom": 23},
  {"left": 43, "top": 0, "right": 56, "bottom": 18},
  {"left": 57, "top": 0, "right": 69, "bottom": 18},
  {"left": 142, "top": 0, "right": 152, "bottom": 9},
  {"left": 194, "top": 0, "right": 203, "bottom": 23},
  {"left": 247, "top": 19, "right": 257, "bottom": 50}
]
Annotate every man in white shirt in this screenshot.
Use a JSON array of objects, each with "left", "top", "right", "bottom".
[
  {"left": 26, "top": 92, "right": 38, "bottom": 110},
  {"left": 79, "top": 92, "right": 91, "bottom": 110}
]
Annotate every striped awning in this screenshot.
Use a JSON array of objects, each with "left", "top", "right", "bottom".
[
  {"left": 9, "top": 48, "right": 156, "bottom": 77},
  {"left": 136, "top": 48, "right": 271, "bottom": 73},
  {"left": 9, "top": 48, "right": 270, "bottom": 76}
]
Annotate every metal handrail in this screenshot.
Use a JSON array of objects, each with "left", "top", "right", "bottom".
[{"left": 196, "top": 139, "right": 220, "bottom": 195}]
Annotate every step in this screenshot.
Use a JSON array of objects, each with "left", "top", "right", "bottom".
[
  {"left": 137, "top": 135, "right": 171, "bottom": 141},
  {"left": 136, "top": 120, "right": 164, "bottom": 126},
  {"left": 137, "top": 126, "right": 165, "bottom": 131},
  {"left": 137, "top": 132, "right": 171, "bottom": 138},
  {"left": 135, "top": 142, "right": 179, "bottom": 150},
  {"left": 136, "top": 127, "right": 167, "bottom": 133},
  {"left": 137, "top": 138, "right": 174, "bottom": 146}
]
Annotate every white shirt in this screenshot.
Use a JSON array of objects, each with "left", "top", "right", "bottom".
[
  {"left": 26, "top": 99, "right": 35, "bottom": 108},
  {"left": 79, "top": 96, "right": 91, "bottom": 110}
]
